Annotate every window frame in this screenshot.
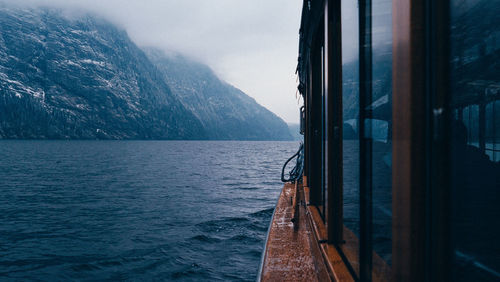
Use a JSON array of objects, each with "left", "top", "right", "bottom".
[{"left": 300, "top": 0, "right": 455, "bottom": 280}]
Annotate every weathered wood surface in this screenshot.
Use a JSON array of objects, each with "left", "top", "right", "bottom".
[
  {"left": 303, "top": 186, "right": 355, "bottom": 282},
  {"left": 260, "top": 183, "right": 330, "bottom": 282}
]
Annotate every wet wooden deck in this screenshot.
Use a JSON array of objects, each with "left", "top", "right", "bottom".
[{"left": 260, "top": 182, "right": 330, "bottom": 281}]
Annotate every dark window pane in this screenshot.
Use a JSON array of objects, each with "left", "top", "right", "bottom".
[
  {"left": 322, "top": 45, "right": 328, "bottom": 218},
  {"left": 450, "top": 0, "right": 500, "bottom": 280},
  {"left": 342, "top": 0, "right": 360, "bottom": 276},
  {"left": 309, "top": 26, "right": 325, "bottom": 217},
  {"left": 370, "top": 0, "right": 392, "bottom": 268}
]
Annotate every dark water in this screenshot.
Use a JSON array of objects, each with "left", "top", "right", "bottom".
[{"left": 0, "top": 141, "right": 299, "bottom": 281}]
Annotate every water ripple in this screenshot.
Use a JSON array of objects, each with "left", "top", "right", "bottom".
[{"left": 0, "top": 140, "right": 299, "bottom": 281}]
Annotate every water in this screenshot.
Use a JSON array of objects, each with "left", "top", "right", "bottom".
[{"left": 0, "top": 141, "right": 299, "bottom": 281}]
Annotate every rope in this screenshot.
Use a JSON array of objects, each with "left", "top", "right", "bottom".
[{"left": 281, "top": 143, "right": 304, "bottom": 183}]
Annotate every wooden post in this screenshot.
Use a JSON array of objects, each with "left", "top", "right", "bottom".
[{"left": 392, "top": 0, "right": 427, "bottom": 280}]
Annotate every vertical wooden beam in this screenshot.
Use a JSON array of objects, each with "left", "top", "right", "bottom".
[{"left": 392, "top": 0, "right": 427, "bottom": 281}]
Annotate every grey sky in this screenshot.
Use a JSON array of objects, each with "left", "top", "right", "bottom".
[{"left": 3, "top": 0, "right": 303, "bottom": 123}]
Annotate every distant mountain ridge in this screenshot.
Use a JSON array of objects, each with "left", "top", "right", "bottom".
[
  {"left": 145, "top": 49, "right": 293, "bottom": 140},
  {"left": 0, "top": 6, "right": 292, "bottom": 140},
  {"left": 286, "top": 123, "right": 302, "bottom": 141}
]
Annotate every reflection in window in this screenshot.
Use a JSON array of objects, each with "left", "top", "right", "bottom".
[
  {"left": 341, "top": 0, "right": 360, "bottom": 276},
  {"left": 450, "top": 0, "right": 500, "bottom": 280},
  {"left": 485, "top": 101, "right": 499, "bottom": 161},
  {"left": 370, "top": 0, "right": 393, "bottom": 267},
  {"left": 322, "top": 45, "right": 328, "bottom": 218}
]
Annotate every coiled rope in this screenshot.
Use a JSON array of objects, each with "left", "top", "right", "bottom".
[{"left": 281, "top": 143, "right": 304, "bottom": 183}]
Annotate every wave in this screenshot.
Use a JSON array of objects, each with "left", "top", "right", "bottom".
[
  {"left": 248, "top": 207, "right": 274, "bottom": 219},
  {"left": 189, "top": 235, "right": 222, "bottom": 243},
  {"left": 169, "top": 263, "right": 211, "bottom": 280},
  {"left": 226, "top": 234, "right": 261, "bottom": 244}
]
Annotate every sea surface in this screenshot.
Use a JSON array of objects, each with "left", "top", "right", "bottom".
[{"left": 0, "top": 141, "right": 299, "bottom": 281}]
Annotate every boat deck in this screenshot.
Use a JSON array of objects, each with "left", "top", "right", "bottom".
[{"left": 260, "top": 182, "right": 330, "bottom": 281}]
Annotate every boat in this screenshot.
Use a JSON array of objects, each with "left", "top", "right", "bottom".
[{"left": 260, "top": 0, "right": 499, "bottom": 281}]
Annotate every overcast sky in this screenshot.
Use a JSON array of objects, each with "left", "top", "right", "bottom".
[{"left": 3, "top": 0, "right": 303, "bottom": 123}]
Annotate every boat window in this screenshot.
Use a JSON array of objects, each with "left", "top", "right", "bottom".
[
  {"left": 321, "top": 43, "right": 328, "bottom": 219},
  {"left": 449, "top": 0, "right": 500, "bottom": 280},
  {"left": 364, "top": 119, "right": 388, "bottom": 143},
  {"left": 341, "top": 0, "right": 360, "bottom": 276},
  {"left": 309, "top": 18, "right": 327, "bottom": 220},
  {"left": 370, "top": 0, "right": 393, "bottom": 269}
]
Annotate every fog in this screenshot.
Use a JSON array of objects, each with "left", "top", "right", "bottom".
[{"left": 1, "top": 0, "right": 303, "bottom": 123}]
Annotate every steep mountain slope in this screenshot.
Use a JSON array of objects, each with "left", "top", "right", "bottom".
[
  {"left": 144, "top": 49, "right": 293, "bottom": 140},
  {"left": 287, "top": 123, "right": 302, "bottom": 141},
  {"left": 0, "top": 6, "right": 207, "bottom": 139},
  {"left": 0, "top": 6, "right": 292, "bottom": 140}
]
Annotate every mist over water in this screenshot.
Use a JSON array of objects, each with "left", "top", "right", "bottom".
[{"left": 0, "top": 141, "right": 298, "bottom": 281}]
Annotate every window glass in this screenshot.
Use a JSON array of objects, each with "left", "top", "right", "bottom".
[
  {"left": 322, "top": 45, "right": 328, "bottom": 218},
  {"left": 341, "top": 0, "right": 360, "bottom": 276},
  {"left": 370, "top": 0, "right": 393, "bottom": 267},
  {"left": 309, "top": 28, "right": 325, "bottom": 217},
  {"left": 450, "top": 0, "right": 500, "bottom": 280},
  {"left": 485, "top": 101, "right": 499, "bottom": 162}
]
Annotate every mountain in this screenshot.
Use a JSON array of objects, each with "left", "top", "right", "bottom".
[
  {"left": 144, "top": 49, "right": 292, "bottom": 140},
  {"left": 0, "top": 6, "right": 292, "bottom": 140},
  {"left": 287, "top": 123, "right": 302, "bottom": 141},
  {"left": 0, "top": 6, "right": 208, "bottom": 139}
]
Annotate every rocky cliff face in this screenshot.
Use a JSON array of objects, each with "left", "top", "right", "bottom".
[
  {"left": 144, "top": 49, "right": 293, "bottom": 140},
  {"left": 0, "top": 6, "right": 207, "bottom": 139},
  {"left": 0, "top": 6, "right": 292, "bottom": 140}
]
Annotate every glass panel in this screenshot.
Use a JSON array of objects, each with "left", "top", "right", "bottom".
[
  {"left": 450, "top": 0, "right": 500, "bottom": 280},
  {"left": 322, "top": 45, "right": 328, "bottom": 218},
  {"left": 485, "top": 101, "right": 499, "bottom": 162},
  {"left": 341, "top": 0, "right": 360, "bottom": 276},
  {"left": 462, "top": 105, "right": 480, "bottom": 148},
  {"left": 310, "top": 30, "right": 325, "bottom": 217},
  {"left": 370, "top": 0, "right": 393, "bottom": 268}
]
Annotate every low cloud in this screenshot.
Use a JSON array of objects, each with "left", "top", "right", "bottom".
[{"left": 1, "top": 0, "right": 303, "bottom": 122}]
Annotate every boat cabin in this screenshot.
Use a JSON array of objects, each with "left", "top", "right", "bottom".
[{"left": 260, "top": 0, "right": 499, "bottom": 281}]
